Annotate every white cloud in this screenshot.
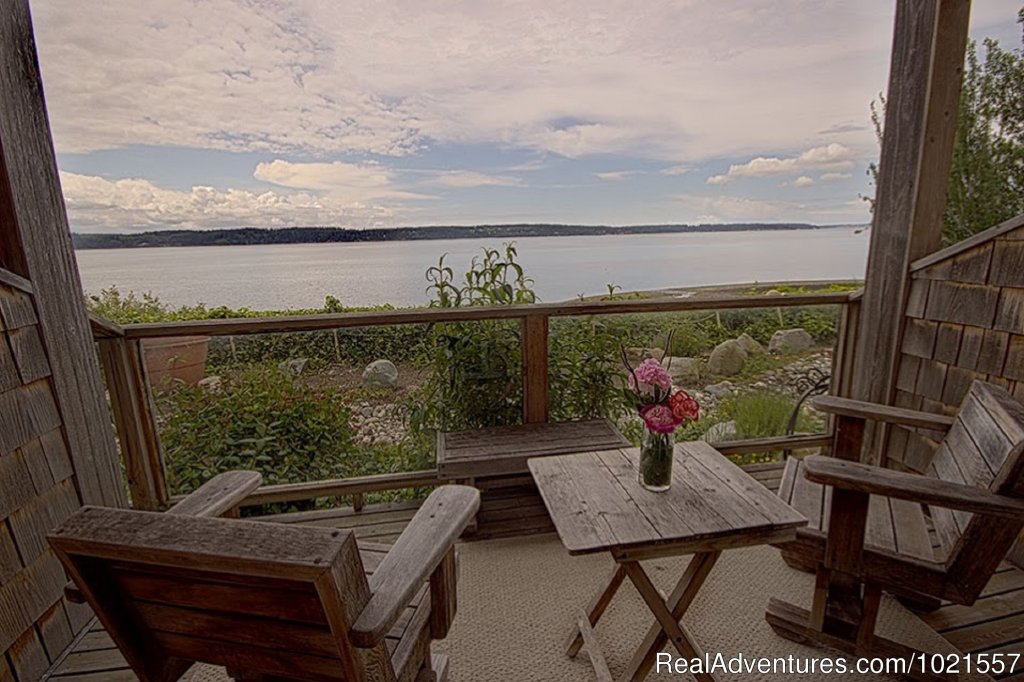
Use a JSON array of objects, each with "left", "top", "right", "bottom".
[
  {"left": 708, "top": 143, "right": 856, "bottom": 184},
  {"left": 660, "top": 165, "right": 692, "bottom": 176},
  {"left": 31, "top": 1, "right": 908, "bottom": 162},
  {"left": 595, "top": 170, "right": 640, "bottom": 181},
  {"left": 675, "top": 193, "right": 868, "bottom": 224},
  {"left": 60, "top": 171, "right": 401, "bottom": 231},
  {"left": 421, "top": 171, "right": 522, "bottom": 188},
  {"left": 253, "top": 160, "right": 428, "bottom": 203},
  {"left": 820, "top": 172, "right": 853, "bottom": 182},
  {"left": 790, "top": 175, "right": 815, "bottom": 188}
]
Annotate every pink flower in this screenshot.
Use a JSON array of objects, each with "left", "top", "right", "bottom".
[
  {"left": 640, "top": 403, "right": 683, "bottom": 434},
  {"left": 669, "top": 390, "right": 700, "bottom": 421},
  {"left": 628, "top": 358, "right": 672, "bottom": 394}
]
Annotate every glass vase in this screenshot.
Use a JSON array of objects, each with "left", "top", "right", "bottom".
[{"left": 639, "top": 429, "right": 674, "bottom": 492}]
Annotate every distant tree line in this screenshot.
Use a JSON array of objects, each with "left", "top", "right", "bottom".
[{"left": 71, "top": 222, "right": 831, "bottom": 250}]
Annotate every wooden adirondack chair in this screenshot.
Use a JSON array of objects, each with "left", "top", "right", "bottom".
[
  {"left": 48, "top": 474, "right": 480, "bottom": 682},
  {"left": 767, "top": 380, "right": 1024, "bottom": 680}
]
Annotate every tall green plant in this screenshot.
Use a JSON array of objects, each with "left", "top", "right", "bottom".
[{"left": 408, "top": 244, "right": 535, "bottom": 433}]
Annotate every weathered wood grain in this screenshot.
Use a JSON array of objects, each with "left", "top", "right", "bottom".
[
  {"left": 0, "top": 0, "right": 126, "bottom": 511},
  {"left": 924, "top": 281, "right": 1001, "bottom": 328},
  {"left": 352, "top": 486, "right": 478, "bottom": 647},
  {"left": 989, "top": 239, "right": 1024, "bottom": 288},
  {"left": 167, "top": 470, "right": 261, "bottom": 518},
  {"left": 97, "top": 339, "right": 166, "bottom": 510},
  {"left": 521, "top": 314, "right": 548, "bottom": 424},
  {"left": 530, "top": 444, "right": 805, "bottom": 557},
  {"left": 851, "top": 0, "right": 970, "bottom": 433},
  {"left": 438, "top": 419, "right": 629, "bottom": 480},
  {"left": 7, "top": 324, "right": 49, "bottom": 384}
]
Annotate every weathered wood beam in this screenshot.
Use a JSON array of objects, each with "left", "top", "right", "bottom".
[
  {"left": 0, "top": 1, "right": 126, "bottom": 506},
  {"left": 521, "top": 314, "right": 549, "bottom": 424},
  {"left": 852, "top": 0, "right": 972, "bottom": 463},
  {"left": 96, "top": 339, "right": 167, "bottom": 510}
]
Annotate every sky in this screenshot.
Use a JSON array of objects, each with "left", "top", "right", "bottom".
[{"left": 30, "top": 1, "right": 1022, "bottom": 233}]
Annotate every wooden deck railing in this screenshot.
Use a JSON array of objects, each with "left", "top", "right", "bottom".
[{"left": 91, "top": 289, "right": 861, "bottom": 511}]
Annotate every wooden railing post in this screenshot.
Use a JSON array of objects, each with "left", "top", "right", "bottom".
[
  {"left": 521, "top": 314, "right": 549, "bottom": 424},
  {"left": 97, "top": 337, "right": 168, "bottom": 510}
]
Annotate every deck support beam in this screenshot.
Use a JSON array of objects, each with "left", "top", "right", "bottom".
[{"left": 852, "top": 0, "right": 972, "bottom": 463}]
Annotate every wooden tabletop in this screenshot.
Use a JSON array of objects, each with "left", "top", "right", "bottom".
[{"left": 529, "top": 441, "right": 806, "bottom": 559}]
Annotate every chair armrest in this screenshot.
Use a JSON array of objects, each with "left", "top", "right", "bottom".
[
  {"left": 167, "top": 470, "right": 263, "bottom": 517},
  {"left": 812, "top": 396, "right": 955, "bottom": 431},
  {"left": 350, "top": 485, "right": 480, "bottom": 647},
  {"left": 64, "top": 470, "right": 263, "bottom": 603},
  {"left": 803, "top": 455, "right": 1024, "bottom": 519}
]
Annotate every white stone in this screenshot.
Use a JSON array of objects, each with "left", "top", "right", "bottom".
[
  {"left": 707, "top": 339, "right": 747, "bottom": 376},
  {"left": 664, "top": 356, "right": 700, "bottom": 386},
  {"left": 705, "top": 381, "right": 734, "bottom": 399},
  {"left": 363, "top": 359, "right": 399, "bottom": 389},
  {"left": 736, "top": 333, "right": 765, "bottom": 356},
  {"left": 769, "top": 328, "right": 814, "bottom": 354},
  {"left": 704, "top": 420, "right": 738, "bottom": 443},
  {"left": 198, "top": 375, "right": 222, "bottom": 391},
  {"left": 278, "top": 357, "right": 309, "bottom": 376}
]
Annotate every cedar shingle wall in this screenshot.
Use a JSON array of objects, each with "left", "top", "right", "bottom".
[
  {"left": 889, "top": 225, "right": 1024, "bottom": 473},
  {"left": 0, "top": 281, "right": 91, "bottom": 682}
]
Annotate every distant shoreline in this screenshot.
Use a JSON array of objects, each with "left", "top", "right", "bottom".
[{"left": 72, "top": 222, "right": 864, "bottom": 250}]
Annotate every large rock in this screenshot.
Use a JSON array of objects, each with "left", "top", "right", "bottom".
[
  {"left": 736, "top": 333, "right": 765, "bottom": 356},
  {"left": 769, "top": 328, "right": 814, "bottom": 354},
  {"left": 363, "top": 359, "right": 399, "bottom": 389},
  {"left": 664, "top": 356, "right": 699, "bottom": 386},
  {"left": 707, "top": 339, "right": 747, "bottom": 376},
  {"left": 704, "top": 420, "right": 738, "bottom": 443}
]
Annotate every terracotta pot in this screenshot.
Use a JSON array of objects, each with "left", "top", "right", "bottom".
[{"left": 142, "top": 336, "right": 209, "bottom": 388}]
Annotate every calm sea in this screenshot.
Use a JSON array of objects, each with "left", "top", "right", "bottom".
[{"left": 75, "top": 228, "right": 869, "bottom": 309}]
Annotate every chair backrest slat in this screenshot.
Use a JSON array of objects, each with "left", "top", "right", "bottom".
[
  {"left": 49, "top": 507, "right": 392, "bottom": 682},
  {"left": 930, "top": 381, "right": 1024, "bottom": 602}
]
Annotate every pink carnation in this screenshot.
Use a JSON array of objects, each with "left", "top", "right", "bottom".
[
  {"left": 640, "top": 403, "right": 683, "bottom": 434},
  {"left": 669, "top": 390, "right": 700, "bottom": 422},
  {"left": 628, "top": 358, "right": 672, "bottom": 394}
]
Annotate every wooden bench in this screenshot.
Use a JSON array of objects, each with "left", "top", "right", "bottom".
[{"left": 436, "top": 418, "right": 630, "bottom": 484}]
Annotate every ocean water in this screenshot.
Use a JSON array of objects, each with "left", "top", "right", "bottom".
[{"left": 75, "top": 228, "right": 869, "bottom": 309}]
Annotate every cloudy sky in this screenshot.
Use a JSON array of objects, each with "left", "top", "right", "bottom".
[{"left": 31, "top": 1, "right": 1021, "bottom": 233}]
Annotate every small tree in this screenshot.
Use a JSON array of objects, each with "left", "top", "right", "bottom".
[{"left": 866, "top": 9, "right": 1024, "bottom": 246}]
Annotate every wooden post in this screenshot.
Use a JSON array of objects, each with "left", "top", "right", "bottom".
[
  {"left": 521, "top": 314, "right": 549, "bottom": 424},
  {"left": 0, "top": 0, "right": 127, "bottom": 507},
  {"left": 851, "top": 0, "right": 971, "bottom": 463},
  {"left": 97, "top": 338, "right": 168, "bottom": 509}
]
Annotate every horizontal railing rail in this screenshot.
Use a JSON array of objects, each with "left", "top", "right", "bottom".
[
  {"left": 117, "top": 291, "right": 855, "bottom": 338},
  {"left": 91, "top": 287, "right": 860, "bottom": 512}
]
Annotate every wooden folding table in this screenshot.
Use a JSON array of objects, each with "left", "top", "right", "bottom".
[{"left": 529, "top": 442, "right": 806, "bottom": 681}]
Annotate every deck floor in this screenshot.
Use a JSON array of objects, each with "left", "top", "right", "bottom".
[{"left": 42, "top": 461, "right": 1024, "bottom": 682}]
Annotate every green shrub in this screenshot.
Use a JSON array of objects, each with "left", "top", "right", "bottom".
[
  {"left": 726, "top": 391, "right": 820, "bottom": 439},
  {"left": 548, "top": 316, "right": 637, "bottom": 421},
  {"left": 157, "top": 366, "right": 359, "bottom": 497}
]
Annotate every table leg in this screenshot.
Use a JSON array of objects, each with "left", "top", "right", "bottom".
[
  {"left": 566, "top": 565, "right": 627, "bottom": 657},
  {"left": 620, "top": 551, "right": 721, "bottom": 682}
]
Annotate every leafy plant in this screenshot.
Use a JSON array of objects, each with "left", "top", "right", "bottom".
[
  {"left": 408, "top": 244, "right": 534, "bottom": 433},
  {"left": 157, "top": 366, "right": 358, "bottom": 500}
]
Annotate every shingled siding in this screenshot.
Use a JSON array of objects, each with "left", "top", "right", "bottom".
[
  {"left": 887, "top": 214, "right": 1024, "bottom": 475},
  {"left": 0, "top": 278, "right": 93, "bottom": 682}
]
